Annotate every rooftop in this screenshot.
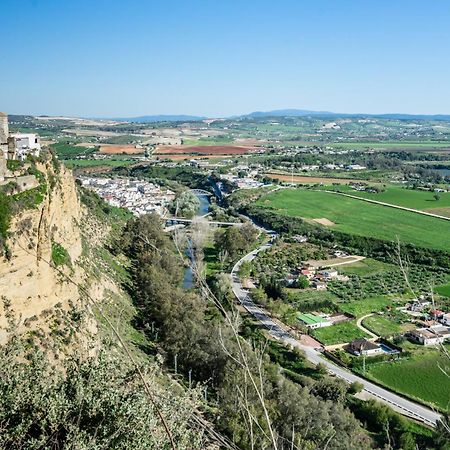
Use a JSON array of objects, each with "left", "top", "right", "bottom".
[
  {"left": 297, "top": 313, "right": 328, "bottom": 325},
  {"left": 349, "top": 338, "right": 380, "bottom": 352}
]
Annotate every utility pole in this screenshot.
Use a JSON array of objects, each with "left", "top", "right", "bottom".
[
  {"left": 291, "top": 164, "right": 294, "bottom": 186},
  {"left": 174, "top": 354, "right": 178, "bottom": 374},
  {"left": 362, "top": 342, "right": 366, "bottom": 375}
]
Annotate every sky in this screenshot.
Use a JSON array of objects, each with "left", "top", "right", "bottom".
[{"left": 1, "top": 0, "right": 450, "bottom": 117}]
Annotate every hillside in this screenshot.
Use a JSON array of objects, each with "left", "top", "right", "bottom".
[{"left": 0, "top": 153, "right": 220, "bottom": 449}]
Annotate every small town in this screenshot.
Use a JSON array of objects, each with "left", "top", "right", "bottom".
[{"left": 79, "top": 176, "right": 176, "bottom": 217}]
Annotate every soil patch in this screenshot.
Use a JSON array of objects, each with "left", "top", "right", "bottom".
[{"left": 312, "top": 217, "right": 335, "bottom": 226}]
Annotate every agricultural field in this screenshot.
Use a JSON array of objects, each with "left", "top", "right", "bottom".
[
  {"left": 362, "top": 314, "right": 414, "bottom": 337},
  {"left": 332, "top": 141, "right": 450, "bottom": 151},
  {"left": 50, "top": 142, "right": 96, "bottom": 159},
  {"left": 336, "top": 185, "right": 450, "bottom": 212},
  {"left": 338, "top": 258, "right": 395, "bottom": 276},
  {"left": 338, "top": 295, "right": 405, "bottom": 318},
  {"left": 255, "top": 189, "right": 450, "bottom": 251},
  {"left": 436, "top": 282, "right": 450, "bottom": 298},
  {"left": 366, "top": 348, "right": 450, "bottom": 411},
  {"left": 63, "top": 158, "right": 137, "bottom": 169},
  {"left": 99, "top": 144, "right": 144, "bottom": 154},
  {"left": 154, "top": 145, "right": 257, "bottom": 155},
  {"left": 312, "top": 320, "right": 370, "bottom": 345},
  {"left": 265, "top": 173, "right": 366, "bottom": 185}
]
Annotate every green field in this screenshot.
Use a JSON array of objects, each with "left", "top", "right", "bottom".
[
  {"left": 333, "top": 141, "right": 450, "bottom": 150},
  {"left": 51, "top": 142, "right": 96, "bottom": 159},
  {"left": 312, "top": 321, "right": 369, "bottom": 345},
  {"left": 338, "top": 258, "right": 395, "bottom": 276},
  {"left": 339, "top": 295, "right": 402, "bottom": 317},
  {"left": 362, "top": 315, "right": 402, "bottom": 337},
  {"left": 336, "top": 185, "right": 450, "bottom": 211},
  {"left": 256, "top": 189, "right": 450, "bottom": 251},
  {"left": 436, "top": 282, "right": 450, "bottom": 298},
  {"left": 63, "top": 158, "right": 137, "bottom": 168},
  {"left": 367, "top": 349, "right": 450, "bottom": 411}
]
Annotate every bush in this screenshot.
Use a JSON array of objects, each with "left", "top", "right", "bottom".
[
  {"left": 348, "top": 381, "right": 364, "bottom": 394},
  {"left": 51, "top": 241, "right": 71, "bottom": 267}
]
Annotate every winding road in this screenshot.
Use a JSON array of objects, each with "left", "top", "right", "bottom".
[{"left": 231, "top": 242, "right": 442, "bottom": 428}]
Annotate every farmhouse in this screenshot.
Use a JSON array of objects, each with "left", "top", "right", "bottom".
[
  {"left": 407, "top": 325, "right": 450, "bottom": 346},
  {"left": 347, "top": 339, "right": 382, "bottom": 356},
  {"left": 318, "top": 269, "right": 338, "bottom": 280},
  {"left": 300, "top": 269, "right": 315, "bottom": 280},
  {"left": 409, "top": 298, "right": 431, "bottom": 312},
  {"left": 297, "top": 313, "right": 332, "bottom": 329}
]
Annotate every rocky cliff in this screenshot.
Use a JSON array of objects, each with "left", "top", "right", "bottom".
[{"left": 0, "top": 158, "right": 94, "bottom": 345}]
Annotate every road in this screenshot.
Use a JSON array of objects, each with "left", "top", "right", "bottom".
[{"left": 231, "top": 244, "right": 442, "bottom": 428}]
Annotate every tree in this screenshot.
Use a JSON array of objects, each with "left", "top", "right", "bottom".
[
  {"left": 175, "top": 191, "right": 200, "bottom": 218},
  {"left": 311, "top": 377, "right": 347, "bottom": 403},
  {"left": 296, "top": 275, "right": 309, "bottom": 289},
  {"left": 348, "top": 381, "right": 364, "bottom": 394},
  {"left": 434, "top": 192, "right": 441, "bottom": 201}
]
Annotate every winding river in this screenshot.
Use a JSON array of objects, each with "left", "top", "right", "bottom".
[{"left": 182, "top": 193, "right": 210, "bottom": 289}]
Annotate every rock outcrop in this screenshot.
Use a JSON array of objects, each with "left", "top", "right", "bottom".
[{"left": 0, "top": 159, "right": 84, "bottom": 343}]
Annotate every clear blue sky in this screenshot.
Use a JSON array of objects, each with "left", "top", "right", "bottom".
[{"left": 1, "top": 0, "right": 450, "bottom": 117}]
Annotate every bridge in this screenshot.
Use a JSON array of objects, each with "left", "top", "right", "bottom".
[
  {"left": 164, "top": 217, "right": 242, "bottom": 227},
  {"left": 189, "top": 189, "right": 213, "bottom": 196}
]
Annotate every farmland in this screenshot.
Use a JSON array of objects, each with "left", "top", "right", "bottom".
[
  {"left": 312, "top": 320, "right": 369, "bottom": 345},
  {"left": 265, "top": 173, "right": 365, "bottom": 185},
  {"left": 50, "top": 142, "right": 96, "bottom": 159},
  {"left": 361, "top": 314, "right": 413, "bottom": 337},
  {"left": 366, "top": 348, "right": 450, "bottom": 411},
  {"left": 338, "top": 296, "right": 404, "bottom": 318},
  {"left": 154, "top": 144, "right": 256, "bottom": 155},
  {"left": 99, "top": 145, "right": 144, "bottom": 154},
  {"left": 332, "top": 141, "right": 450, "bottom": 151},
  {"left": 255, "top": 189, "right": 450, "bottom": 251},
  {"left": 336, "top": 185, "right": 450, "bottom": 211},
  {"left": 436, "top": 282, "right": 450, "bottom": 297}
]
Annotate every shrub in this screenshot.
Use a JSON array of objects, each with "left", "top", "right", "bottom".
[{"left": 51, "top": 241, "right": 71, "bottom": 267}]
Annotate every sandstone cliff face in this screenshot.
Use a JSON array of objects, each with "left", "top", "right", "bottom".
[{"left": 0, "top": 161, "right": 84, "bottom": 343}]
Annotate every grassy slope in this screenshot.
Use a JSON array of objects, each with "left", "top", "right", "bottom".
[
  {"left": 367, "top": 349, "right": 450, "bottom": 411},
  {"left": 256, "top": 189, "right": 450, "bottom": 251}
]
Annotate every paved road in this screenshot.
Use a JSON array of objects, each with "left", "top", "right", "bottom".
[{"left": 231, "top": 244, "right": 442, "bottom": 428}]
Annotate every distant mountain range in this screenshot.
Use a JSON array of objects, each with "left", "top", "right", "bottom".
[{"left": 111, "top": 109, "right": 450, "bottom": 123}]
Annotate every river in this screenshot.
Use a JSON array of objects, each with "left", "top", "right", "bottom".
[{"left": 182, "top": 193, "right": 210, "bottom": 289}]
